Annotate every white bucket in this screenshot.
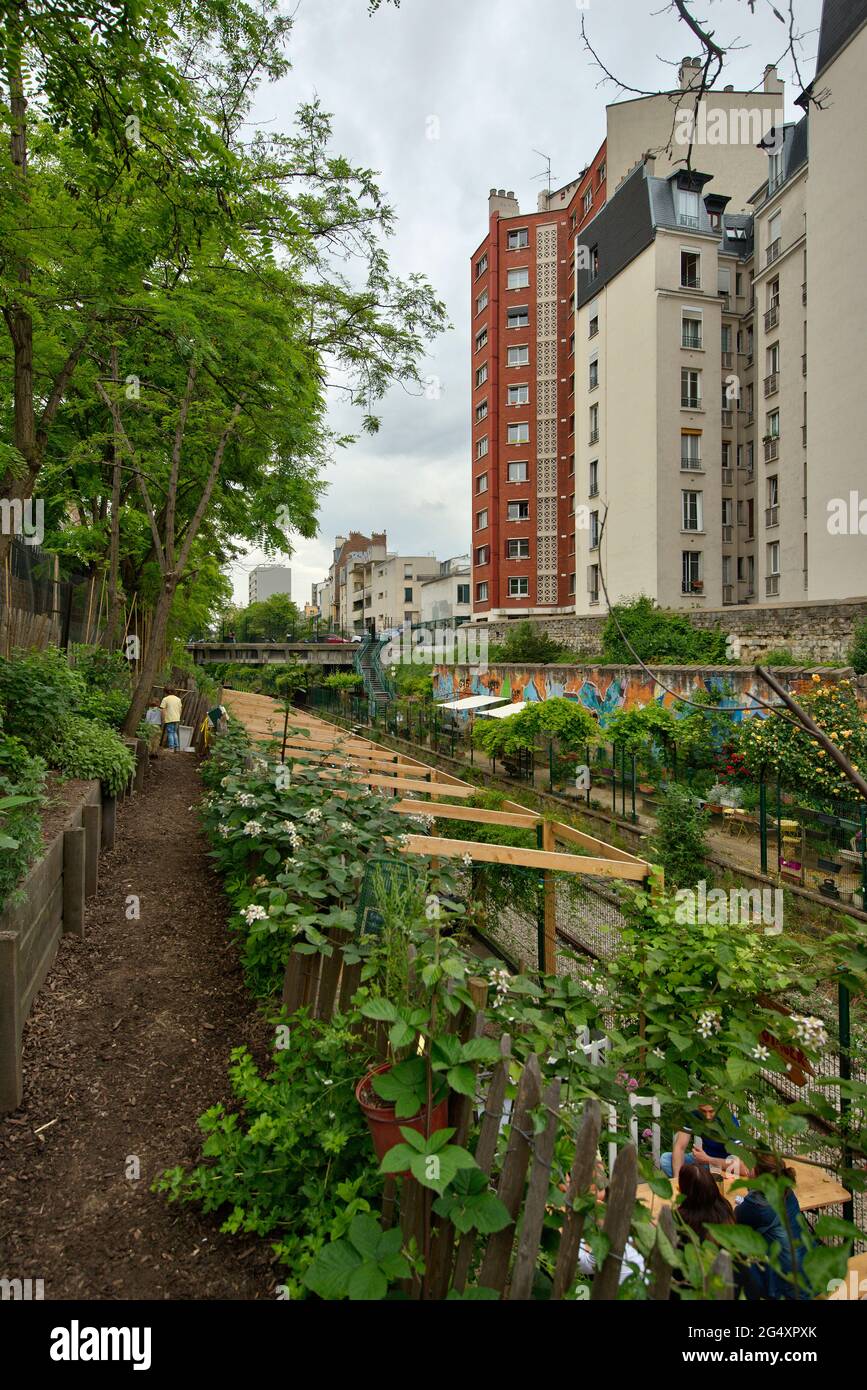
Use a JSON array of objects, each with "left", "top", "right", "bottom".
[{"left": 178, "top": 724, "right": 195, "bottom": 751}]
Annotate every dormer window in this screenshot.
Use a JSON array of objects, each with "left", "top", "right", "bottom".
[
  {"left": 676, "top": 188, "right": 701, "bottom": 229},
  {"left": 768, "top": 147, "right": 784, "bottom": 193}
]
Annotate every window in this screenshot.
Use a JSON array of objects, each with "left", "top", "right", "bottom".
[
  {"left": 507, "top": 267, "right": 529, "bottom": 290},
  {"left": 768, "top": 148, "right": 784, "bottom": 192},
  {"left": 404, "top": 564, "right": 413, "bottom": 577},
  {"left": 589, "top": 459, "right": 598, "bottom": 496},
  {"left": 587, "top": 563, "right": 600, "bottom": 603},
  {"left": 476, "top": 436, "right": 489, "bottom": 460},
  {"left": 681, "top": 250, "right": 701, "bottom": 289},
  {"left": 681, "top": 368, "right": 701, "bottom": 409},
  {"left": 507, "top": 461, "right": 528, "bottom": 483},
  {"left": 767, "top": 474, "right": 779, "bottom": 506},
  {"left": 507, "top": 383, "right": 529, "bottom": 406},
  {"left": 598, "top": 162, "right": 605, "bottom": 185},
  {"left": 569, "top": 331, "right": 575, "bottom": 355},
  {"left": 475, "top": 399, "right": 488, "bottom": 422},
  {"left": 456, "top": 583, "right": 470, "bottom": 605},
  {"left": 475, "top": 508, "right": 488, "bottom": 530},
  {"left": 507, "top": 228, "right": 529, "bottom": 250},
  {"left": 508, "top": 576, "right": 529, "bottom": 598},
  {"left": 722, "top": 497, "right": 734, "bottom": 526},
  {"left": 767, "top": 341, "right": 780, "bottom": 374},
  {"left": 507, "top": 345, "right": 529, "bottom": 367},
  {"left": 681, "top": 489, "right": 703, "bottom": 532},
  {"left": 768, "top": 210, "right": 782, "bottom": 257},
  {"left": 767, "top": 540, "right": 780, "bottom": 575},
  {"left": 476, "top": 472, "right": 488, "bottom": 493},
  {"left": 569, "top": 572, "right": 576, "bottom": 596},
  {"left": 476, "top": 581, "right": 488, "bottom": 602},
  {"left": 475, "top": 327, "right": 488, "bottom": 352},
  {"left": 589, "top": 402, "right": 599, "bottom": 444},
  {"left": 717, "top": 267, "right": 732, "bottom": 298},
  {"left": 588, "top": 303, "right": 599, "bottom": 337},
  {"left": 475, "top": 545, "right": 489, "bottom": 565},
  {"left": 476, "top": 289, "right": 488, "bottom": 314},
  {"left": 681, "top": 431, "right": 702, "bottom": 469},
  {"left": 590, "top": 245, "right": 599, "bottom": 277},
  {"left": 588, "top": 355, "right": 599, "bottom": 390},
  {"left": 507, "top": 539, "right": 530, "bottom": 559},
  {"left": 507, "top": 502, "right": 530, "bottom": 521},
  {"left": 507, "top": 422, "right": 529, "bottom": 445},
  {"left": 583, "top": 188, "right": 592, "bottom": 217},
  {"left": 682, "top": 312, "right": 703, "bottom": 350},
  {"left": 507, "top": 306, "right": 529, "bottom": 328},
  {"left": 589, "top": 510, "right": 599, "bottom": 549},
  {"left": 475, "top": 253, "right": 488, "bottom": 278},
  {"left": 766, "top": 409, "right": 780, "bottom": 438},
  {"left": 475, "top": 363, "right": 488, "bottom": 388},
  {"left": 682, "top": 551, "right": 702, "bottom": 593},
  {"left": 721, "top": 323, "right": 732, "bottom": 353},
  {"left": 403, "top": 587, "right": 413, "bottom": 602},
  {"left": 676, "top": 187, "right": 700, "bottom": 228}
]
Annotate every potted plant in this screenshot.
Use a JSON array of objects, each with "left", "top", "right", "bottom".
[{"left": 356, "top": 1057, "right": 449, "bottom": 1164}]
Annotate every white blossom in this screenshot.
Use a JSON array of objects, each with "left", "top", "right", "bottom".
[
  {"left": 219, "top": 825, "right": 231, "bottom": 838},
  {"left": 697, "top": 1009, "right": 721, "bottom": 1040},
  {"left": 340, "top": 821, "right": 353, "bottom": 833},
  {"left": 461, "top": 853, "right": 473, "bottom": 867},
  {"left": 243, "top": 820, "right": 264, "bottom": 837},
  {"left": 305, "top": 808, "right": 322, "bottom": 824},
  {"left": 791, "top": 1014, "right": 828, "bottom": 1049},
  {"left": 752, "top": 1044, "right": 770, "bottom": 1061},
  {"left": 237, "top": 792, "right": 257, "bottom": 808},
  {"left": 244, "top": 904, "right": 268, "bottom": 924}
]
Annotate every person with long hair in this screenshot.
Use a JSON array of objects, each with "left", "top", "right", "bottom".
[
  {"left": 676, "top": 1163, "right": 735, "bottom": 1241},
  {"left": 734, "top": 1151, "right": 812, "bottom": 1300}
]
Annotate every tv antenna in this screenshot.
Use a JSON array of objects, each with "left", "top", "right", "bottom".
[{"left": 532, "top": 149, "right": 555, "bottom": 201}]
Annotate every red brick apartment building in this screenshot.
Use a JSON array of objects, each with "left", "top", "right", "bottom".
[{"left": 470, "top": 142, "right": 608, "bottom": 618}]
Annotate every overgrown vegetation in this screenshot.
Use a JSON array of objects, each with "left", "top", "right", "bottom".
[
  {"left": 487, "top": 620, "right": 579, "bottom": 665},
  {"left": 601, "top": 596, "right": 729, "bottom": 666}
]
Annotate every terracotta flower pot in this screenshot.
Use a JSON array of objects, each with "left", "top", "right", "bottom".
[{"left": 355, "top": 1063, "right": 449, "bottom": 1167}]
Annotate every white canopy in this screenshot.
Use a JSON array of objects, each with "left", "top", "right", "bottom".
[
  {"left": 477, "top": 701, "right": 528, "bottom": 719},
  {"left": 437, "top": 694, "right": 509, "bottom": 712}
]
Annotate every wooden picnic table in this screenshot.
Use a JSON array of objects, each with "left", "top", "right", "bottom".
[
  {"left": 826, "top": 1251, "right": 867, "bottom": 1300},
  {"left": 637, "top": 1159, "right": 850, "bottom": 1222}
]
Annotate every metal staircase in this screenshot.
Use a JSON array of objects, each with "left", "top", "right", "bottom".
[{"left": 354, "top": 634, "right": 394, "bottom": 708}]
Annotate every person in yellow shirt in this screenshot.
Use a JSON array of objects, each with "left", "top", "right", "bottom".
[{"left": 160, "top": 689, "right": 183, "bottom": 751}]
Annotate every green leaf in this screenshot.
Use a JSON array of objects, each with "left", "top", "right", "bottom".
[
  {"left": 347, "top": 1214, "right": 382, "bottom": 1260},
  {"left": 379, "top": 1143, "right": 418, "bottom": 1174},
  {"left": 803, "top": 1243, "right": 850, "bottom": 1293},
  {"left": 446, "top": 1064, "right": 477, "bottom": 1098},
  {"left": 347, "top": 1262, "right": 388, "bottom": 1301},
  {"left": 705, "top": 1224, "right": 770, "bottom": 1258},
  {"left": 302, "top": 1239, "right": 361, "bottom": 1299},
  {"left": 361, "top": 998, "right": 399, "bottom": 1022}
]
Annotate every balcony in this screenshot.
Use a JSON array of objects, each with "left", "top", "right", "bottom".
[
  {"left": 721, "top": 408, "right": 733, "bottom": 428},
  {"left": 722, "top": 584, "right": 735, "bottom": 605},
  {"left": 682, "top": 335, "right": 702, "bottom": 351},
  {"left": 721, "top": 468, "right": 734, "bottom": 487},
  {"left": 766, "top": 574, "right": 780, "bottom": 597},
  {"left": 765, "top": 302, "right": 780, "bottom": 331},
  {"left": 763, "top": 372, "right": 779, "bottom": 397},
  {"left": 680, "top": 456, "right": 702, "bottom": 472},
  {"left": 766, "top": 239, "right": 782, "bottom": 266},
  {"left": 764, "top": 436, "right": 780, "bottom": 462},
  {"left": 722, "top": 524, "right": 734, "bottom": 544},
  {"left": 765, "top": 505, "right": 780, "bottom": 528},
  {"left": 721, "top": 350, "right": 734, "bottom": 369}
]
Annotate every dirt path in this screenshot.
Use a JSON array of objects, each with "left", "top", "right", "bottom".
[{"left": 0, "top": 752, "right": 274, "bottom": 1300}]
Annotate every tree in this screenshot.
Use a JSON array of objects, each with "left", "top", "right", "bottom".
[{"left": 737, "top": 677, "right": 867, "bottom": 811}]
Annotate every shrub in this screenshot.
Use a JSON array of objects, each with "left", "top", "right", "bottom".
[
  {"left": 488, "top": 620, "right": 575, "bottom": 665},
  {"left": 648, "top": 783, "right": 709, "bottom": 890},
  {"left": 322, "top": 673, "right": 363, "bottom": 692},
  {"left": 46, "top": 715, "right": 135, "bottom": 794},
  {"left": 601, "top": 596, "right": 729, "bottom": 665},
  {"left": 738, "top": 677, "right": 867, "bottom": 810},
  {"left": 850, "top": 620, "right": 867, "bottom": 676},
  {"left": 0, "top": 734, "right": 47, "bottom": 910},
  {"left": 0, "top": 648, "right": 85, "bottom": 758}
]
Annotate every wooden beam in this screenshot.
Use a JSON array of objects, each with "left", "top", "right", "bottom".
[
  {"left": 394, "top": 800, "right": 540, "bottom": 830},
  {"left": 357, "top": 776, "right": 477, "bottom": 799},
  {"left": 396, "top": 834, "right": 651, "bottom": 879},
  {"left": 551, "top": 819, "right": 645, "bottom": 865},
  {"left": 541, "top": 821, "right": 557, "bottom": 973}
]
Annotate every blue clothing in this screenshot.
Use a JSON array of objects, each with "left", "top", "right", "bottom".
[
  {"left": 165, "top": 721, "right": 180, "bottom": 751},
  {"left": 682, "top": 1109, "right": 740, "bottom": 1161},
  {"left": 735, "top": 1188, "right": 810, "bottom": 1300}
]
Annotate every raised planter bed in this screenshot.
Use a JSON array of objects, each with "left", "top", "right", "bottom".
[{"left": 0, "top": 777, "right": 121, "bottom": 1114}]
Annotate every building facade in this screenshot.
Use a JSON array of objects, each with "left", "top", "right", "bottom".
[
  {"left": 314, "top": 532, "right": 442, "bottom": 635},
  {"left": 248, "top": 564, "right": 292, "bottom": 604},
  {"left": 420, "top": 556, "right": 471, "bottom": 625}
]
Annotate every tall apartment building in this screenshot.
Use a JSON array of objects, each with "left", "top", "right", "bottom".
[
  {"left": 471, "top": 60, "right": 800, "bottom": 618},
  {"left": 569, "top": 0, "right": 867, "bottom": 615},
  {"left": 248, "top": 564, "right": 292, "bottom": 604}
]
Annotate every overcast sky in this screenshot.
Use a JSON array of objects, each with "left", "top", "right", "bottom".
[{"left": 231, "top": 0, "right": 823, "bottom": 608}]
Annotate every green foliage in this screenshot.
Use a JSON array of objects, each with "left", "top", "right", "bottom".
[
  {"left": 322, "top": 673, "right": 363, "bottom": 692},
  {"left": 155, "top": 1017, "right": 383, "bottom": 1299},
  {"left": 850, "top": 621, "right": 867, "bottom": 676},
  {"left": 205, "top": 661, "right": 321, "bottom": 700},
  {"left": 230, "top": 593, "right": 302, "bottom": 642},
  {"left": 488, "top": 620, "right": 576, "bottom": 665},
  {"left": 759, "top": 648, "right": 798, "bottom": 667},
  {"left": 0, "top": 649, "right": 85, "bottom": 758},
  {"left": 388, "top": 662, "right": 435, "bottom": 701},
  {"left": 472, "top": 697, "right": 596, "bottom": 763},
  {"left": 0, "top": 735, "right": 46, "bottom": 909},
  {"left": 46, "top": 715, "right": 135, "bottom": 794},
  {"left": 303, "top": 1212, "right": 410, "bottom": 1301},
  {"left": 737, "top": 677, "right": 867, "bottom": 810},
  {"left": 604, "top": 701, "right": 679, "bottom": 756},
  {"left": 648, "top": 783, "right": 709, "bottom": 890},
  {"left": 601, "top": 596, "right": 729, "bottom": 665}
]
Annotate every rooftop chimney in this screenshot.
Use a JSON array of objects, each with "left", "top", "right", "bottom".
[
  {"left": 489, "top": 188, "right": 521, "bottom": 218},
  {"left": 678, "top": 56, "right": 703, "bottom": 91},
  {"left": 763, "top": 63, "right": 783, "bottom": 94}
]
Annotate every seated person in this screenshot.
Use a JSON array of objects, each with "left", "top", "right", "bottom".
[
  {"left": 661, "top": 1102, "right": 749, "bottom": 1180},
  {"left": 676, "top": 1164, "right": 735, "bottom": 1241},
  {"left": 734, "top": 1151, "right": 812, "bottom": 1301}
]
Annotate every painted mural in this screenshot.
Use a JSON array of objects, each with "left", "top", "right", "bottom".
[{"left": 432, "top": 664, "right": 860, "bottom": 727}]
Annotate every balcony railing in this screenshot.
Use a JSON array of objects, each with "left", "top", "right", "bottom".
[
  {"left": 764, "top": 436, "right": 780, "bottom": 462},
  {"left": 718, "top": 292, "right": 732, "bottom": 312},
  {"left": 721, "top": 467, "right": 734, "bottom": 487},
  {"left": 722, "top": 584, "right": 735, "bottom": 605},
  {"left": 722, "top": 524, "right": 734, "bottom": 544},
  {"left": 678, "top": 214, "right": 700, "bottom": 229},
  {"left": 682, "top": 396, "right": 702, "bottom": 410},
  {"left": 682, "top": 335, "right": 702, "bottom": 351},
  {"left": 721, "top": 350, "right": 734, "bottom": 369},
  {"left": 680, "top": 456, "right": 702, "bottom": 471},
  {"left": 681, "top": 275, "right": 701, "bottom": 290},
  {"left": 766, "top": 239, "right": 782, "bottom": 265},
  {"left": 721, "top": 408, "right": 733, "bottom": 427},
  {"left": 766, "top": 574, "right": 780, "bottom": 597},
  {"left": 764, "top": 372, "right": 779, "bottom": 397},
  {"left": 765, "top": 303, "right": 780, "bottom": 331},
  {"left": 765, "top": 505, "right": 780, "bottom": 528},
  {"left": 588, "top": 429, "right": 599, "bottom": 444}
]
